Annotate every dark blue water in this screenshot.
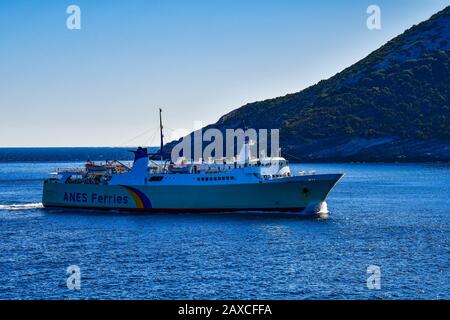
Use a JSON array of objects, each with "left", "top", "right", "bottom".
[
  {"left": 0, "top": 149, "right": 448, "bottom": 299},
  {"left": 0, "top": 147, "right": 158, "bottom": 163}
]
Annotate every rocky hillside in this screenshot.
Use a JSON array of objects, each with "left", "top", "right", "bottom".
[{"left": 166, "top": 6, "right": 450, "bottom": 162}]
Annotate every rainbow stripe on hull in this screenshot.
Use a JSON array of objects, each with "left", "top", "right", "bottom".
[{"left": 120, "top": 185, "right": 152, "bottom": 209}]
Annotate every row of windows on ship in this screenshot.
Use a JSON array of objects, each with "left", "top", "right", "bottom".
[
  {"left": 196, "top": 176, "right": 236, "bottom": 182},
  {"left": 145, "top": 173, "right": 289, "bottom": 183},
  {"left": 145, "top": 175, "right": 237, "bottom": 183}
]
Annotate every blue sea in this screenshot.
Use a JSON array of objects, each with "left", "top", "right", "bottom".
[{"left": 0, "top": 148, "right": 448, "bottom": 299}]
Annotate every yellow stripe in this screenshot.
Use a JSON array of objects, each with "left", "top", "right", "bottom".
[{"left": 128, "top": 189, "right": 144, "bottom": 208}]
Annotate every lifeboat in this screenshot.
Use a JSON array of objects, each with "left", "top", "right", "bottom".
[{"left": 85, "top": 161, "right": 107, "bottom": 173}]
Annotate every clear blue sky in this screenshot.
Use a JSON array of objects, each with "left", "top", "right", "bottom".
[{"left": 0, "top": 0, "right": 448, "bottom": 146}]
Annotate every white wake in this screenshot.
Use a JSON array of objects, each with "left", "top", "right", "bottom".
[
  {"left": 303, "top": 201, "right": 329, "bottom": 218},
  {"left": 0, "top": 203, "right": 44, "bottom": 211},
  {"left": 317, "top": 201, "right": 329, "bottom": 218}
]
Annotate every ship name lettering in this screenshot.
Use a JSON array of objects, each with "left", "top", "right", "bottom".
[
  {"left": 64, "top": 192, "right": 88, "bottom": 203},
  {"left": 63, "top": 192, "right": 128, "bottom": 205}
]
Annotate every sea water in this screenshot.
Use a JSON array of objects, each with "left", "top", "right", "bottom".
[{"left": 0, "top": 149, "right": 448, "bottom": 299}]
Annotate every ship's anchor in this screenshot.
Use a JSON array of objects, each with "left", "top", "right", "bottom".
[{"left": 302, "top": 187, "right": 309, "bottom": 197}]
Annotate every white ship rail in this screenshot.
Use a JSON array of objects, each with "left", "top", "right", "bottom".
[{"left": 55, "top": 168, "right": 86, "bottom": 174}]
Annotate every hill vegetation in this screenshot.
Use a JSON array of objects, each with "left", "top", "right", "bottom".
[{"left": 166, "top": 7, "right": 450, "bottom": 162}]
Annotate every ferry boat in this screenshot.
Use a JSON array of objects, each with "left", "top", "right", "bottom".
[{"left": 42, "top": 111, "right": 343, "bottom": 215}]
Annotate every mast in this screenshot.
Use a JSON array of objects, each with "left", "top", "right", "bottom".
[{"left": 159, "top": 108, "right": 164, "bottom": 161}]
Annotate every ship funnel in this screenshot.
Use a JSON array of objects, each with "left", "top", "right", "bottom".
[
  {"left": 132, "top": 147, "right": 148, "bottom": 163},
  {"left": 109, "top": 147, "right": 149, "bottom": 185},
  {"left": 130, "top": 147, "right": 149, "bottom": 175}
]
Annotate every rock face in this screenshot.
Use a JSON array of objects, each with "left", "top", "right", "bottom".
[{"left": 166, "top": 7, "right": 450, "bottom": 162}]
